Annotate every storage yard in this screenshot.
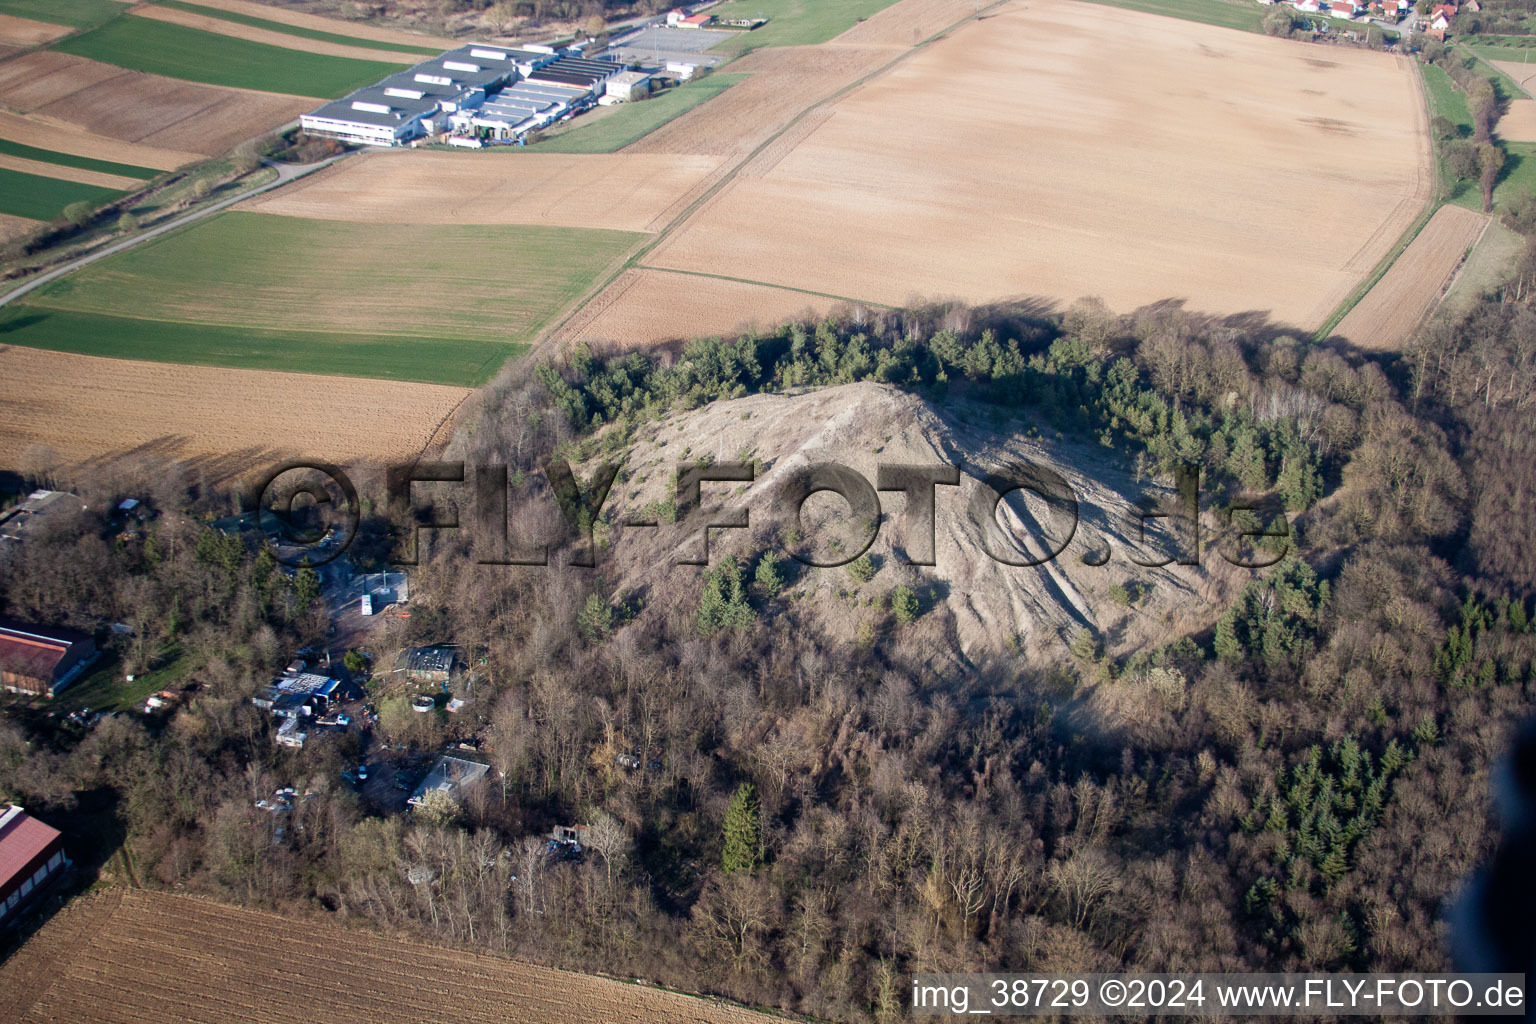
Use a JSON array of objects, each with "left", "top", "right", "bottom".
[{"left": 0, "top": 888, "right": 786, "bottom": 1024}]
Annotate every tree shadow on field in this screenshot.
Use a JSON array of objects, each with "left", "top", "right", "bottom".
[{"left": 0, "top": 313, "right": 50, "bottom": 336}]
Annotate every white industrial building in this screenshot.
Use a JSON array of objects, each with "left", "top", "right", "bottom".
[{"left": 301, "top": 46, "right": 558, "bottom": 146}]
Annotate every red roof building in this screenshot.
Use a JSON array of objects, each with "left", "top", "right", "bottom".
[
  {"left": 0, "top": 805, "right": 68, "bottom": 926},
  {"left": 0, "top": 620, "right": 96, "bottom": 699},
  {"left": 1431, "top": 3, "right": 1458, "bottom": 18}
]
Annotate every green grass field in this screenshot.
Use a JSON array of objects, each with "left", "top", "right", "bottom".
[
  {"left": 52, "top": 16, "right": 407, "bottom": 98},
  {"left": 530, "top": 74, "right": 746, "bottom": 153},
  {"left": 0, "top": 166, "right": 123, "bottom": 220},
  {"left": 5, "top": 211, "right": 640, "bottom": 385},
  {"left": 1423, "top": 62, "right": 1472, "bottom": 132},
  {"left": 1467, "top": 43, "right": 1536, "bottom": 63},
  {"left": 705, "top": 0, "right": 901, "bottom": 53},
  {"left": 0, "top": 306, "right": 523, "bottom": 385},
  {"left": 58, "top": 646, "right": 194, "bottom": 714},
  {"left": 152, "top": 0, "right": 442, "bottom": 56},
  {"left": 0, "top": 0, "right": 124, "bottom": 30},
  {"left": 1075, "top": 0, "right": 1266, "bottom": 34},
  {"left": 0, "top": 137, "right": 160, "bottom": 180}
]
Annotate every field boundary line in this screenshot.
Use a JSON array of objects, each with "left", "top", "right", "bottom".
[
  {"left": 531, "top": 0, "right": 1018, "bottom": 357},
  {"left": 1316, "top": 56, "right": 1439, "bottom": 341},
  {"left": 634, "top": 264, "right": 896, "bottom": 308}
]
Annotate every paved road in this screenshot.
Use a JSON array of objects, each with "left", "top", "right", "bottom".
[{"left": 0, "top": 154, "right": 347, "bottom": 309}]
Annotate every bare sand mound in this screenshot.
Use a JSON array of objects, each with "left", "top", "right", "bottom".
[
  {"left": 247, "top": 150, "right": 727, "bottom": 233},
  {"left": 554, "top": 382, "right": 1237, "bottom": 661},
  {"left": 0, "top": 888, "right": 785, "bottom": 1024},
  {"left": 0, "top": 347, "right": 470, "bottom": 479},
  {"left": 643, "top": 0, "right": 1431, "bottom": 332},
  {"left": 1333, "top": 203, "right": 1488, "bottom": 351}
]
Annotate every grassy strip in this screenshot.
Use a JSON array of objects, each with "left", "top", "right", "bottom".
[
  {"left": 0, "top": 0, "right": 124, "bottom": 30},
  {"left": 1314, "top": 202, "right": 1438, "bottom": 340},
  {"left": 0, "top": 137, "right": 161, "bottom": 180},
  {"left": 528, "top": 74, "right": 747, "bottom": 153},
  {"left": 1466, "top": 42, "right": 1536, "bottom": 62},
  {"left": 0, "top": 166, "right": 122, "bottom": 220},
  {"left": 0, "top": 305, "right": 525, "bottom": 386},
  {"left": 59, "top": 648, "right": 194, "bottom": 714},
  {"left": 52, "top": 16, "right": 407, "bottom": 98},
  {"left": 705, "top": 0, "right": 901, "bottom": 54},
  {"left": 1460, "top": 44, "right": 1529, "bottom": 98},
  {"left": 1073, "top": 0, "right": 1266, "bottom": 34},
  {"left": 153, "top": 0, "right": 442, "bottom": 56}
]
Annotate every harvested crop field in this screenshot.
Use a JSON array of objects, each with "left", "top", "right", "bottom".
[
  {"left": 1332, "top": 204, "right": 1488, "bottom": 351},
  {"left": 0, "top": 51, "right": 318, "bottom": 156},
  {"left": 248, "top": 150, "right": 727, "bottom": 233},
  {"left": 0, "top": 109, "right": 198, "bottom": 170},
  {"left": 552, "top": 268, "right": 846, "bottom": 349},
  {"left": 1499, "top": 98, "right": 1536, "bottom": 142},
  {"left": 127, "top": 5, "right": 427, "bottom": 64},
  {"left": 0, "top": 12, "right": 70, "bottom": 45},
  {"left": 0, "top": 347, "right": 472, "bottom": 475},
  {"left": 624, "top": 43, "right": 901, "bottom": 158},
  {"left": 0, "top": 888, "right": 786, "bottom": 1024},
  {"left": 1491, "top": 59, "right": 1536, "bottom": 97},
  {"left": 174, "top": 0, "right": 459, "bottom": 49},
  {"left": 831, "top": 0, "right": 999, "bottom": 46},
  {"left": 640, "top": 0, "right": 1431, "bottom": 330}
]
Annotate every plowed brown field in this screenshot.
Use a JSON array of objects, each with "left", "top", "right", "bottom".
[
  {"left": 176, "top": 0, "right": 459, "bottom": 48},
  {"left": 129, "top": 5, "right": 422, "bottom": 64},
  {"left": 0, "top": 13, "right": 71, "bottom": 46},
  {"left": 0, "top": 212, "right": 40, "bottom": 244},
  {"left": 1498, "top": 98, "right": 1536, "bottom": 142},
  {"left": 639, "top": 0, "right": 1431, "bottom": 331},
  {"left": 552, "top": 268, "right": 845, "bottom": 348},
  {"left": 0, "top": 52, "right": 318, "bottom": 156},
  {"left": 0, "top": 888, "right": 786, "bottom": 1024},
  {"left": 1492, "top": 60, "right": 1536, "bottom": 97},
  {"left": 0, "top": 110, "right": 199, "bottom": 171},
  {"left": 247, "top": 150, "right": 727, "bottom": 232},
  {"left": 0, "top": 347, "right": 470, "bottom": 477},
  {"left": 1332, "top": 203, "right": 1487, "bottom": 350}
]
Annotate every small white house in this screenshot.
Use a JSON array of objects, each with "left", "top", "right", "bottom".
[{"left": 606, "top": 71, "right": 652, "bottom": 102}]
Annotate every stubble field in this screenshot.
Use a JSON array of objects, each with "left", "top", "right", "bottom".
[
  {"left": 636, "top": 0, "right": 1430, "bottom": 334},
  {"left": 0, "top": 345, "right": 473, "bottom": 476},
  {"left": 0, "top": 888, "right": 785, "bottom": 1024},
  {"left": 247, "top": 150, "right": 728, "bottom": 233},
  {"left": 0, "top": 12, "right": 69, "bottom": 45},
  {"left": 1498, "top": 97, "right": 1536, "bottom": 142},
  {"left": 1332, "top": 203, "right": 1488, "bottom": 350}
]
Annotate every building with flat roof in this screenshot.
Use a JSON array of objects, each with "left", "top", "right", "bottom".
[
  {"left": 301, "top": 46, "right": 524, "bottom": 146},
  {"left": 606, "top": 71, "right": 652, "bottom": 102},
  {"left": 0, "top": 620, "right": 96, "bottom": 699},
  {"left": 396, "top": 645, "right": 457, "bottom": 683},
  {"left": 0, "top": 805, "right": 68, "bottom": 927},
  {"left": 0, "top": 490, "right": 82, "bottom": 544},
  {"left": 407, "top": 755, "right": 490, "bottom": 806}
]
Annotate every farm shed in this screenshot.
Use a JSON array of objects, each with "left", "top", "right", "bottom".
[
  {"left": 407, "top": 754, "right": 490, "bottom": 806},
  {"left": 0, "top": 620, "right": 96, "bottom": 699},
  {"left": 0, "top": 489, "right": 82, "bottom": 543},
  {"left": 606, "top": 71, "right": 652, "bottom": 102},
  {"left": 397, "top": 645, "right": 456, "bottom": 683},
  {"left": 0, "top": 805, "right": 68, "bottom": 927}
]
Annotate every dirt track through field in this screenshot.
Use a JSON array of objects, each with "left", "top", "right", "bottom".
[
  {"left": 176, "top": 0, "right": 459, "bottom": 49},
  {"left": 0, "top": 346, "right": 472, "bottom": 478},
  {"left": 0, "top": 13, "right": 71, "bottom": 46},
  {"left": 0, "top": 51, "right": 319, "bottom": 156},
  {"left": 246, "top": 150, "right": 728, "bottom": 233},
  {"left": 1332, "top": 203, "right": 1487, "bottom": 350},
  {"left": 0, "top": 110, "right": 200, "bottom": 170},
  {"left": 552, "top": 268, "right": 847, "bottom": 348},
  {"left": 129, "top": 5, "right": 421, "bottom": 65},
  {"left": 0, "top": 888, "right": 787, "bottom": 1024},
  {"left": 638, "top": 0, "right": 1430, "bottom": 332}
]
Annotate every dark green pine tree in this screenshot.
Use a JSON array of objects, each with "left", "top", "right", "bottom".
[{"left": 722, "top": 783, "right": 762, "bottom": 875}]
